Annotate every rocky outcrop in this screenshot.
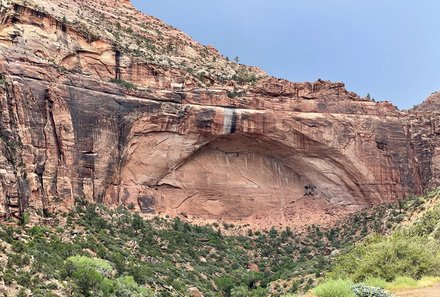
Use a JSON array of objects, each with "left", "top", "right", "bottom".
[
  {"left": 414, "top": 92, "right": 440, "bottom": 112},
  {"left": 0, "top": 0, "right": 438, "bottom": 227},
  {"left": 406, "top": 98, "right": 440, "bottom": 191}
]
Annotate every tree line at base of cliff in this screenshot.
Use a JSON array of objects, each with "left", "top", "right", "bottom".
[{"left": 0, "top": 189, "right": 439, "bottom": 296}]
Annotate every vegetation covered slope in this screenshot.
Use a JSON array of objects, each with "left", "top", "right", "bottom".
[
  {"left": 309, "top": 189, "right": 440, "bottom": 297},
  {"left": 331, "top": 188, "right": 440, "bottom": 282},
  {"left": 1, "top": 190, "right": 439, "bottom": 297}
]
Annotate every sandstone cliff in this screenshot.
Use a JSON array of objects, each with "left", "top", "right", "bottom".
[{"left": 0, "top": 0, "right": 438, "bottom": 227}]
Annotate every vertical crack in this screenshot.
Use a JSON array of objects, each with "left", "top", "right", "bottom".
[
  {"left": 1, "top": 76, "right": 27, "bottom": 219},
  {"left": 45, "top": 89, "right": 64, "bottom": 163},
  {"left": 35, "top": 163, "right": 50, "bottom": 216}
]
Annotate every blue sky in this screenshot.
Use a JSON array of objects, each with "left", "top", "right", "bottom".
[{"left": 132, "top": 0, "right": 440, "bottom": 109}]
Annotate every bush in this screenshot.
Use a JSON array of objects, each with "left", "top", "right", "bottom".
[
  {"left": 2, "top": 269, "right": 15, "bottom": 286},
  {"left": 114, "top": 276, "right": 153, "bottom": 297},
  {"left": 331, "top": 234, "right": 440, "bottom": 281},
  {"left": 351, "top": 284, "right": 392, "bottom": 297},
  {"left": 363, "top": 277, "right": 387, "bottom": 289},
  {"left": 404, "top": 204, "right": 440, "bottom": 237},
  {"left": 227, "top": 89, "right": 244, "bottom": 98},
  {"left": 17, "top": 289, "right": 27, "bottom": 297},
  {"left": 65, "top": 256, "right": 114, "bottom": 277},
  {"left": 74, "top": 266, "right": 114, "bottom": 296},
  {"left": 19, "top": 211, "right": 30, "bottom": 226},
  {"left": 313, "top": 279, "right": 354, "bottom": 297},
  {"left": 231, "top": 285, "right": 252, "bottom": 296},
  {"left": 231, "top": 286, "right": 268, "bottom": 297},
  {"left": 215, "top": 269, "right": 265, "bottom": 296},
  {"left": 64, "top": 256, "right": 114, "bottom": 296},
  {"left": 417, "top": 276, "right": 440, "bottom": 288},
  {"left": 385, "top": 276, "right": 418, "bottom": 290}
]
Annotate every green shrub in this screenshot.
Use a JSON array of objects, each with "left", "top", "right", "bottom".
[
  {"left": 215, "top": 276, "right": 236, "bottom": 296},
  {"left": 312, "top": 279, "right": 354, "bottom": 297},
  {"left": 361, "top": 276, "right": 440, "bottom": 291},
  {"left": 17, "top": 288, "right": 27, "bottom": 297},
  {"left": 351, "top": 283, "right": 392, "bottom": 297},
  {"left": 114, "top": 276, "right": 153, "bottom": 297},
  {"left": 64, "top": 256, "right": 115, "bottom": 296},
  {"left": 74, "top": 266, "right": 113, "bottom": 296},
  {"left": 227, "top": 88, "right": 245, "bottom": 98},
  {"left": 231, "top": 286, "right": 268, "bottom": 297},
  {"left": 16, "top": 270, "right": 32, "bottom": 287},
  {"left": 385, "top": 276, "right": 418, "bottom": 290},
  {"left": 363, "top": 277, "right": 387, "bottom": 289},
  {"left": 2, "top": 269, "right": 15, "bottom": 285},
  {"left": 231, "top": 285, "right": 252, "bottom": 296},
  {"left": 404, "top": 204, "right": 440, "bottom": 237},
  {"left": 215, "top": 269, "right": 265, "bottom": 296},
  {"left": 331, "top": 234, "right": 440, "bottom": 281},
  {"left": 19, "top": 211, "right": 30, "bottom": 226},
  {"left": 65, "top": 256, "right": 113, "bottom": 277}
]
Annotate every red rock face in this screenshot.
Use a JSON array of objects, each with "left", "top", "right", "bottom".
[{"left": 0, "top": 0, "right": 437, "bottom": 227}]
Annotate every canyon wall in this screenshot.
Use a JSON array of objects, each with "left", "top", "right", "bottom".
[{"left": 0, "top": 0, "right": 438, "bottom": 226}]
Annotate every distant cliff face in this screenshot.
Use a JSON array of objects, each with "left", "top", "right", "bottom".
[{"left": 0, "top": 0, "right": 438, "bottom": 227}]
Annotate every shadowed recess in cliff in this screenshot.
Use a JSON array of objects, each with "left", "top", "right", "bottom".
[{"left": 120, "top": 131, "right": 377, "bottom": 220}]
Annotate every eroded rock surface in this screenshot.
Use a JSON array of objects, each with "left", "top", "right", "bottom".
[{"left": 0, "top": 0, "right": 438, "bottom": 227}]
